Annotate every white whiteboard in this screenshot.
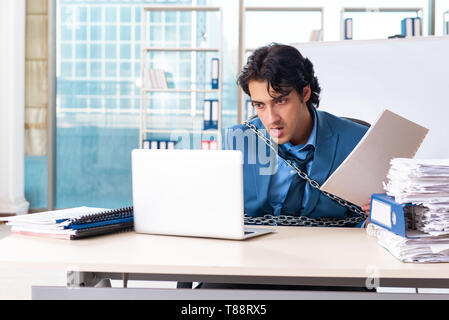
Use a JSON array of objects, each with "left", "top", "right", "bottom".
[{"left": 293, "top": 36, "right": 449, "bottom": 159}]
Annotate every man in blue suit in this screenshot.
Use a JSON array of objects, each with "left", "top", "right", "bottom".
[
  {"left": 225, "top": 43, "right": 369, "bottom": 227},
  {"left": 189, "top": 44, "right": 372, "bottom": 290}
]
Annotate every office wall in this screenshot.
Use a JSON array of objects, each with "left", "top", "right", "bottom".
[
  {"left": 0, "top": 0, "right": 29, "bottom": 214},
  {"left": 294, "top": 36, "right": 449, "bottom": 159}
]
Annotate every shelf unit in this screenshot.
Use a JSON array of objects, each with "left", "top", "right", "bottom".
[
  {"left": 237, "top": 5, "right": 324, "bottom": 123},
  {"left": 139, "top": 5, "right": 223, "bottom": 149}
]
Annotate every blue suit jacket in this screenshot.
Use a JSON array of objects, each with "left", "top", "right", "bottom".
[{"left": 224, "top": 109, "right": 369, "bottom": 220}]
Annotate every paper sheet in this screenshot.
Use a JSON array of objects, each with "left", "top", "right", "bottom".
[
  {"left": 384, "top": 158, "right": 449, "bottom": 236},
  {"left": 0, "top": 207, "right": 105, "bottom": 224},
  {"left": 320, "top": 109, "right": 429, "bottom": 207},
  {"left": 368, "top": 224, "right": 449, "bottom": 263}
]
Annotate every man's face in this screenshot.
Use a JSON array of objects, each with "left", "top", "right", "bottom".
[{"left": 248, "top": 80, "right": 310, "bottom": 145}]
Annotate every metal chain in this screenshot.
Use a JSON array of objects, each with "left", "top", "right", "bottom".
[
  {"left": 243, "top": 214, "right": 364, "bottom": 228},
  {"left": 243, "top": 120, "right": 367, "bottom": 227}
]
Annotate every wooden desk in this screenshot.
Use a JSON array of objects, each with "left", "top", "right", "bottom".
[{"left": 1, "top": 226, "right": 449, "bottom": 299}]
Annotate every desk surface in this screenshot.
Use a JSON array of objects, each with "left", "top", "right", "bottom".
[{"left": 1, "top": 226, "right": 449, "bottom": 285}]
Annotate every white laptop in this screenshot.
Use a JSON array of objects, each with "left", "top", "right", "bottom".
[{"left": 131, "top": 149, "right": 274, "bottom": 240}]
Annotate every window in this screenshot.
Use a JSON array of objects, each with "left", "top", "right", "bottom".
[
  {"left": 25, "top": 0, "right": 432, "bottom": 210},
  {"left": 52, "top": 0, "right": 203, "bottom": 209}
]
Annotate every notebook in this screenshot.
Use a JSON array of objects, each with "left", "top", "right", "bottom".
[
  {"left": 1, "top": 207, "right": 134, "bottom": 240},
  {"left": 131, "top": 149, "right": 274, "bottom": 240}
]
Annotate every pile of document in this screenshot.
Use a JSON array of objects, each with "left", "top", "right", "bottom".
[
  {"left": 384, "top": 158, "right": 449, "bottom": 236},
  {"left": 367, "top": 224, "right": 449, "bottom": 263},
  {"left": 0, "top": 206, "right": 134, "bottom": 240},
  {"left": 369, "top": 158, "right": 449, "bottom": 263}
]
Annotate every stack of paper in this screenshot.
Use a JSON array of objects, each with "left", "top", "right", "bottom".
[
  {"left": 0, "top": 207, "right": 134, "bottom": 240},
  {"left": 367, "top": 158, "right": 449, "bottom": 263},
  {"left": 368, "top": 224, "right": 449, "bottom": 263},
  {"left": 0, "top": 207, "right": 105, "bottom": 239},
  {"left": 384, "top": 158, "right": 449, "bottom": 236}
]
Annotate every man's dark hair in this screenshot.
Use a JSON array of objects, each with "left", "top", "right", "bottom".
[{"left": 237, "top": 43, "right": 321, "bottom": 109}]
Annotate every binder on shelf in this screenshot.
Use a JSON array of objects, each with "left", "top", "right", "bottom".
[
  {"left": 203, "top": 99, "right": 218, "bottom": 130},
  {"left": 201, "top": 140, "right": 218, "bottom": 150},
  {"left": 203, "top": 99, "right": 211, "bottom": 130},
  {"left": 165, "top": 71, "right": 175, "bottom": 89},
  {"left": 211, "top": 99, "right": 218, "bottom": 130},
  {"left": 143, "top": 139, "right": 176, "bottom": 150},
  {"left": 209, "top": 140, "right": 218, "bottom": 150},
  {"left": 344, "top": 18, "right": 353, "bottom": 40},
  {"left": 401, "top": 17, "right": 414, "bottom": 37},
  {"left": 201, "top": 140, "right": 210, "bottom": 150},
  {"left": 369, "top": 193, "right": 425, "bottom": 239},
  {"left": 211, "top": 58, "right": 219, "bottom": 89},
  {"left": 413, "top": 17, "right": 422, "bottom": 36}
]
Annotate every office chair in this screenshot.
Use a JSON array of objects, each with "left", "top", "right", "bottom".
[
  {"left": 247, "top": 115, "right": 371, "bottom": 128},
  {"left": 342, "top": 117, "right": 371, "bottom": 127}
]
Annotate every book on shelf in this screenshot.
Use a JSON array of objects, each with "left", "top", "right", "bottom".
[
  {"left": 413, "top": 17, "right": 422, "bottom": 36},
  {"left": 309, "top": 29, "right": 322, "bottom": 41},
  {"left": 0, "top": 207, "right": 134, "bottom": 240},
  {"left": 144, "top": 69, "right": 168, "bottom": 89},
  {"left": 165, "top": 71, "right": 175, "bottom": 88},
  {"left": 344, "top": 18, "right": 353, "bottom": 40}
]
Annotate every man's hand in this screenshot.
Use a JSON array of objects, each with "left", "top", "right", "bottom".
[{"left": 361, "top": 203, "right": 371, "bottom": 228}]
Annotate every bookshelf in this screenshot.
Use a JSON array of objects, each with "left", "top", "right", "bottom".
[
  {"left": 139, "top": 5, "right": 223, "bottom": 149},
  {"left": 237, "top": 5, "right": 324, "bottom": 123}
]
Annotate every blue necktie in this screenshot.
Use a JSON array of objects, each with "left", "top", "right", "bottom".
[{"left": 279, "top": 146, "right": 314, "bottom": 216}]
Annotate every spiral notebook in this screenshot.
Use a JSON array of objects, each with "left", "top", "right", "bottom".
[
  {"left": 69, "top": 207, "right": 134, "bottom": 239},
  {"left": 1, "top": 206, "right": 134, "bottom": 240}
]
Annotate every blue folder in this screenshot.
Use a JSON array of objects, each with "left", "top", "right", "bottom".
[
  {"left": 369, "top": 193, "right": 422, "bottom": 239},
  {"left": 211, "top": 58, "right": 219, "bottom": 89}
]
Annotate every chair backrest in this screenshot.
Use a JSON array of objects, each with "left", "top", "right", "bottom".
[
  {"left": 246, "top": 115, "right": 371, "bottom": 128},
  {"left": 342, "top": 117, "right": 371, "bottom": 127}
]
